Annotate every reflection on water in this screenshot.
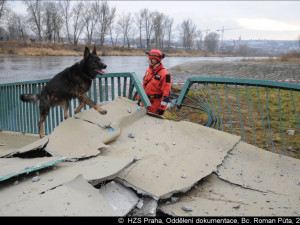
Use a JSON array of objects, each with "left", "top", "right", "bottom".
[{"left": 0, "top": 55, "right": 249, "bottom": 84}]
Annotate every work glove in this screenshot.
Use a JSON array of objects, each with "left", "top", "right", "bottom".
[
  {"left": 159, "top": 102, "right": 167, "bottom": 110},
  {"left": 156, "top": 109, "right": 165, "bottom": 115},
  {"left": 157, "top": 100, "right": 168, "bottom": 115}
]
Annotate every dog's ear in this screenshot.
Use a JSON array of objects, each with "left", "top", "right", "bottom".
[
  {"left": 84, "top": 47, "right": 90, "bottom": 59},
  {"left": 92, "top": 46, "right": 97, "bottom": 55}
]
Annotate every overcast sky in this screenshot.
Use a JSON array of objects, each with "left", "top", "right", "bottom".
[{"left": 12, "top": 1, "right": 300, "bottom": 41}]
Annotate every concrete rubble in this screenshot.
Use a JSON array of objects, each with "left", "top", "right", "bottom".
[
  {"left": 0, "top": 157, "right": 65, "bottom": 182},
  {"left": 130, "top": 197, "right": 158, "bottom": 217},
  {"left": 99, "top": 180, "right": 139, "bottom": 216},
  {"left": 0, "top": 97, "right": 299, "bottom": 216},
  {"left": 0, "top": 132, "right": 41, "bottom": 157}
]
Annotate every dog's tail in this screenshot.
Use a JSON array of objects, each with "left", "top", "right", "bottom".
[{"left": 20, "top": 94, "right": 40, "bottom": 103}]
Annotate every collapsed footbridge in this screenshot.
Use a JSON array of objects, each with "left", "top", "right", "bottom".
[{"left": 0, "top": 73, "right": 299, "bottom": 216}]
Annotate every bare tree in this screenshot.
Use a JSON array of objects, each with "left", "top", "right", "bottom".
[
  {"left": 15, "top": 14, "right": 28, "bottom": 41},
  {"left": 130, "top": 27, "right": 137, "bottom": 48},
  {"left": 141, "top": 8, "right": 154, "bottom": 50},
  {"left": 204, "top": 32, "right": 219, "bottom": 53},
  {"left": 0, "top": 0, "right": 9, "bottom": 22},
  {"left": 117, "top": 12, "right": 133, "bottom": 49},
  {"left": 42, "top": 1, "right": 56, "bottom": 42},
  {"left": 164, "top": 16, "right": 173, "bottom": 49},
  {"left": 152, "top": 11, "right": 165, "bottom": 49},
  {"left": 93, "top": 0, "right": 116, "bottom": 48},
  {"left": 179, "top": 19, "right": 197, "bottom": 50},
  {"left": 0, "top": 0, "right": 5, "bottom": 20},
  {"left": 196, "top": 30, "right": 203, "bottom": 50},
  {"left": 134, "top": 10, "right": 144, "bottom": 48},
  {"left": 4, "top": 10, "right": 27, "bottom": 41},
  {"left": 82, "top": 2, "right": 97, "bottom": 45},
  {"left": 51, "top": 4, "right": 64, "bottom": 43},
  {"left": 24, "top": 0, "right": 43, "bottom": 41},
  {"left": 60, "top": 0, "right": 72, "bottom": 43},
  {"left": 5, "top": 11, "right": 17, "bottom": 40},
  {"left": 71, "top": 1, "right": 84, "bottom": 46},
  {"left": 108, "top": 22, "right": 120, "bottom": 47}
]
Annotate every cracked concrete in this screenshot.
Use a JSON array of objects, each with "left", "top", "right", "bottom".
[
  {"left": 159, "top": 173, "right": 299, "bottom": 216},
  {"left": 45, "top": 118, "right": 110, "bottom": 159},
  {"left": 0, "top": 131, "right": 40, "bottom": 157},
  {"left": 217, "top": 141, "right": 300, "bottom": 197},
  {"left": 2, "top": 175, "right": 118, "bottom": 216},
  {"left": 0, "top": 157, "right": 65, "bottom": 182},
  {"left": 110, "top": 118, "right": 240, "bottom": 200},
  {"left": 0, "top": 97, "right": 299, "bottom": 216},
  {"left": 160, "top": 141, "right": 300, "bottom": 216},
  {"left": 99, "top": 180, "right": 139, "bottom": 216}
]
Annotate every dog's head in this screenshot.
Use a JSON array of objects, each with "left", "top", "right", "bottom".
[{"left": 84, "top": 46, "right": 107, "bottom": 78}]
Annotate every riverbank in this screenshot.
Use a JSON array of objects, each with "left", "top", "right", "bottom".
[
  {"left": 2, "top": 41, "right": 300, "bottom": 63},
  {"left": 0, "top": 41, "right": 218, "bottom": 57},
  {"left": 166, "top": 60, "right": 300, "bottom": 159},
  {"left": 169, "top": 59, "right": 300, "bottom": 83}
]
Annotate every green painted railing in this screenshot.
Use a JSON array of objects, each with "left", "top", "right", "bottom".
[
  {"left": 0, "top": 72, "right": 150, "bottom": 135},
  {"left": 176, "top": 77, "right": 300, "bottom": 156}
]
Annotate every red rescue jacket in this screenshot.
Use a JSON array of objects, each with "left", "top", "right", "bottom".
[{"left": 142, "top": 63, "right": 171, "bottom": 114}]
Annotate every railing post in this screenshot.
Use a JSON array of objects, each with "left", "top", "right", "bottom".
[
  {"left": 175, "top": 77, "right": 300, "bottom": 155},
  {"left": 0, "top": 72, "right": 151, "bottom": 135}
]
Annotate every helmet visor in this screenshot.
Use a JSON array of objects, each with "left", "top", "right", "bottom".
[{"left": 145, "top": 51, "right": 165, "bottom": 59}]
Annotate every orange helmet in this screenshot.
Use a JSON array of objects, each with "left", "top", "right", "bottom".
[{"left": 145, "top": 49, "right": 165, "bottom": 61}]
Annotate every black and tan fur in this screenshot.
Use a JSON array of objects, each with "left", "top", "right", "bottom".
[{"left": 20, "top": 46, "right": 107, "bottom": 138}]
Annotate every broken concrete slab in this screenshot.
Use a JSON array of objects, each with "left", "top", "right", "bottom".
[
  {"left": 45, "top": 117, "right": 114, "bottom": 159},
  {"left": 73, "top": 97, "right": 146, "bottom": 145},
  {"left": 160, "top": 141, "right": 300, "bottom": 216},
  {"left": 0, "top": 136, "right": 49, "bottom": 158},
  {"left": 0, "top": 157, "right": 65, "bottom": 182},
  {"left": 99, "top": 180, "right": 139, "bottom": 216},
  {"left": 63, "top": 156, "right": 136, "bottom": 186},
  {"left": 217, "top": 141, "right": 300, "bottom": 196},
  {"left": 131, "top": 197, "right": 158, "bottom": 217},
  {"left": 106, "top": 112, "right": 241, "bottom": 199},
  {"left": 2, "top": 97, "right": 299, "bottom": 216},
  {"left": 1, "top": 175, "right": 118, "bottom": 216},
  {"left": 0, "top": 155, "right": 135, "bottom": 210},
  {"left": 159, "top": 173, "right": 300, "bottom": 216},
  {"left": 0, "top": 131, "right": 40, "bottom": 157},
  {"left": 75, "top": 97, "right": 146, "bottom": 129}
]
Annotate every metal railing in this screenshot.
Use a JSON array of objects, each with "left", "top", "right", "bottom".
[
  {"left": 0, "top": 72, "right": 150, "bottom": 135},
  {"left": 176, "top": 77, "right": 300, "bottom": 156}
]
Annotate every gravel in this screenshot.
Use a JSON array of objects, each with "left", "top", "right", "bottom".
[{"left": 168, "top": 60, "right": 300, "bottom": 84}]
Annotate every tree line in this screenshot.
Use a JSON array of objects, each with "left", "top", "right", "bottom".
[{"left": 0, "top": 0, "right": 221, "bottom": 52}]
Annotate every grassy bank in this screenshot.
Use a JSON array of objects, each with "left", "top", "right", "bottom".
[
  {"left": 165, "top": 85, "right": 300, "bottom": 159},
  {"left": 0, "top": 40, "right": 214, "bottom": 57},
  {"left": 240, "top": 52, "right": 300, "bottom": 63},
  {"left": 2, "top": 41, "right": 300, "bottom": 62}
]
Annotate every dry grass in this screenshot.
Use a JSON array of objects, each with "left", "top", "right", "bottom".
[
  {"left": 0, "top": 41, "right": 84, "bottom": 56},
  {"left": 0, "top": 40, "right": 211, "bottom": 57},
  {"left": 101, "top": 48, "right": 145, "bottom": 56},
  {"left": 16, "top": 48, "right": 82, "bottom": 56},
  {"left": 240, "top": 52, "right": 300, "bottom": 64},
  {"left": 240, "top": 58, "right": 300, "bottom": 63},
  {"left": 166, "top": 84, "right": 300, "bottom": 159}
]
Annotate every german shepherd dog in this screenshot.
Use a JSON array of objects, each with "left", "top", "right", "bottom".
[{"left": 20, "top": 46, "right": 107, "bottom": 138}]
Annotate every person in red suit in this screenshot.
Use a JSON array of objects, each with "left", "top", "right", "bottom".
[{"left": 140, "top": 49, "right": 172, "bottom": 116}]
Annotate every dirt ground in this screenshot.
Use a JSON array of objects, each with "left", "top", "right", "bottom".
[{"left": 168, "top": 60, "right": 300, "bottom": 83}]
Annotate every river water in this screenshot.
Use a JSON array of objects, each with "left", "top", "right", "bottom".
[{"left": 0, "top": 55, "right": 252, "bottom": 84}]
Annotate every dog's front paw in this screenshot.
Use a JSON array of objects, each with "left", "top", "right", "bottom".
[{"left": 100, "top": 110, "right": 107, "bottom": 115}]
